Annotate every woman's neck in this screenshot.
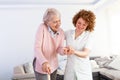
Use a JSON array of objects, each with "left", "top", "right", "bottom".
[{"left": 75, "top": 29, "right": 83, "bottom": 39}]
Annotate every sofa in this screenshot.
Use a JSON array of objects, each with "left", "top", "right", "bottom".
[
  {"left": 12, "top": 62, "right": 35, "bottom": 80},
  {"left": 12, "top": 55, "right": 120, "bottom": 80},
  {"left": 90, "top": 55, "right": 120, "bottom": 80}
]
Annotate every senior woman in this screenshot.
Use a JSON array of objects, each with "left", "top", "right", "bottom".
[{"left": 33, "top": 8, "right": 66, "bottom": 80}]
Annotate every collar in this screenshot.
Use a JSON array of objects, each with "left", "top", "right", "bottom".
[
  {"left": 72, "top": 29, "right": 86, "bottom": 39},
  {"left": 48, "top": 26, "right": 60, "bottom": 35}
]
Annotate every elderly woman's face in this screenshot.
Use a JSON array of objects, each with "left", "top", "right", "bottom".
[{"left": 48, "top": 15, "right": 61, "bottom": 32}]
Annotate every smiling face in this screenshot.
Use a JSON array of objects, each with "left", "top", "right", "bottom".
[
  {"left": 47, "top": 15, "right": 61, "bottom": 33},
  {"left": 75, "top": 17, "right": 88, "bottom": 33}
]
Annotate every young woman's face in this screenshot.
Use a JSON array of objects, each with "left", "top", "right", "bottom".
[
  {"left": 76, "top": 17, "right": 88, "bottom": 32},
  {"left": 48, "top": 15, "right": 61, "bottom": 32}
]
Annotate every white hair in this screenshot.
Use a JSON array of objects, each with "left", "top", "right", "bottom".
[{"left": 43, "top": 8, "right": 61, "bottom": 24}]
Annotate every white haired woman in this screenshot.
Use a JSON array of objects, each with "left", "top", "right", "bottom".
[{"left": 33, "top": 8, "right": 67, "bottom": 80}]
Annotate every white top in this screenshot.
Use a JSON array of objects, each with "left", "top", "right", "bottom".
[{"left": 64, "top": 29, "right": 93, "bottom": 80}]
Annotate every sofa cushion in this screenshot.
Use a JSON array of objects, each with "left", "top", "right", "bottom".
[
  {"left": 13, "top": 73, "right": 35, "bottom": 80},
  {"left": 14, "top": 65, "right": 25, "bottom": 74},
  {"left": 23, "top": 62, "right": 34, "bottom": 73},
  {"left": 107, "top": 56, "right": 120, "bottom": 70},
  {"left": 90, "top": 60, "right": 99, "bottom": 69},
  {"left": 95, "top": 56, "right": 112, "bottom": 68}
]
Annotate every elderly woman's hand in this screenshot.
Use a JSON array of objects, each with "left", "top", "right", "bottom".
[{"left": 42, "top": 62, "right": 51, "bottom": 74}]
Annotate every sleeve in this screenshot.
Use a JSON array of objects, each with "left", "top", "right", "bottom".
[
  {"left": 56, "top": 30, "right": 65, "bottom": 55},
  {"left": 34, "top": 25, "right": 48, "bottom": 66},
  {"left": 56, "top": 30, "right": 70, "bottom": 55}
]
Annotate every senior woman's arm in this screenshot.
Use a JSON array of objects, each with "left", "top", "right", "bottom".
[
  {"left": 34, "top": 24, "right": 48, "bottom": 66},
  {"left": 56, "top": 29, "right": 66, "bottom": 55}
]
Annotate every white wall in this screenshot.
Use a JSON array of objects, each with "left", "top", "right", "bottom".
[
  {"left": 90, "top": 10, "right": 112, "bottom": 56},
  {"left": 0, "top": 4, "right": 118, "bottom": 80},
  {"left": 107, "top": 1, "right": 120, "bottom": 54},
  {"left": 0, "top": 7, "right": 38, "bottom": 80}
]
